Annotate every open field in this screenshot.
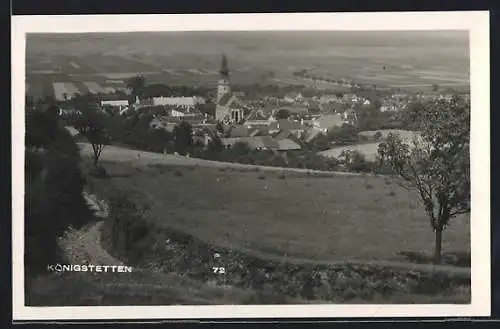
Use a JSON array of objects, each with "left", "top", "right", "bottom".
[
  {"left": 87, "top": 157, "right": 469, "bottom": 263},
  {"left": 26, "top": 31, "right": 470, "bottom": 97},
  {"left": 319, "top": 130, "right": 422, "bottom": 161},
  {"left": 319, "top": 143, "right": 382, "bottom": 162}
]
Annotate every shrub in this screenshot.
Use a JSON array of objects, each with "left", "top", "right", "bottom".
[
  {"left": 105, "top": 189, "right": 151, "bottom": 262},
  {"left": 25, "top": 110, "right": 91, "bottom": 275},
  {"left": 89, "top": 165, "right": 109, "bottom": 178}
]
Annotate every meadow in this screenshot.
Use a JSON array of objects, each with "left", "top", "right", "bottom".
[
  {"left": 90, "top": 160, "right": 470, "bottom": 264},
  {"left": 27, "top": 148, "right": 471, "bottom": 306},
  {"left": 319, "top": 130, "right": 422, "bottom": 161}
]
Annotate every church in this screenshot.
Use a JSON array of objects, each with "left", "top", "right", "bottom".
[{"left": 215, "top": 54, "right": 245, "bottom": 124}]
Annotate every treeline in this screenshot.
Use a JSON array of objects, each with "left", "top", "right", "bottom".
[{"left": 25, "top": 107, "right": 92, "bottom": 276}]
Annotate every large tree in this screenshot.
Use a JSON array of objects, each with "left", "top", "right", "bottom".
[
  {"left": 125, "top": 75, "right": 146, "bottom": 100},
  {"left": 377, "top": 96, "right": 470, "bottom": 263},
  {"left": 173, "top": 121, "right": 193, "bottom": 155}
]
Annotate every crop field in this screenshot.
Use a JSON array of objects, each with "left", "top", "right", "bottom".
[
  {"left": 90, "top": 160, "right": 469, "bottom": 263},
  {"left": 25, "top": 31, "right": 470, "bottom": 98},
  {"left": 53, "top": 82, "right": 80, "bottom": 100}
]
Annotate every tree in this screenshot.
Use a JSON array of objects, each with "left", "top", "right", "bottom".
[
  {"left": 173, "top": 121, "right": 193, "bottom": 155},
  {"left": 207, "top": 134, "right": 224, "bottom": 154},
  {"left": 75, "top": 107, "right": 110, "bottom": 167},
  {"left": 275, "top": 109, "right": 290, "bottom": 120},
  {"left": 328, "top": 124, "right": 358, "bottom": 145},
  {"left": 377, "top": 97, "right": 470, "bottom": 263},
  {"left": 126, "top": 75, "right": 146, "bottom": 99},
  {"left": 431, "top": 83, "right": 439, "bottom": 92},
  {"left": 216, "top": 121, "right": 225, "bottom": 137}
]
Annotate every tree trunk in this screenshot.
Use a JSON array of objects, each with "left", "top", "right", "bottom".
[{"left": 434, "top": 228, "right": 443, "bottom": 264}]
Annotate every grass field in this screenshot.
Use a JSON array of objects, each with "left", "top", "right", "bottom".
[{"left": 89, "top": 160, "right": 470, "bottom": 263}]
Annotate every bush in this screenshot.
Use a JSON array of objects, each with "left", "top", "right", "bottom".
[
  {"left": 104, "top": 189, "right": 151, "bottom": 262},
  {"left": 90, "top": 165, "right": 109, "bottom": 179},
  {"left": 25, "top": 110, "right": 91, "bottom": 275}
]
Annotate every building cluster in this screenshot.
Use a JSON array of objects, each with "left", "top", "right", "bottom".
[{"left": 57, "top": 53, "right": 464, "bottom": 154}]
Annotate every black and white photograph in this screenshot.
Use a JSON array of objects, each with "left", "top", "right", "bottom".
[{"left": 12, "top": 12, "right": 490, "bottom": 320}]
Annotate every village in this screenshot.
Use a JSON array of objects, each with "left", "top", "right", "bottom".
[{"left": 49, "top": 53, "right": 466, "bottom": 169}]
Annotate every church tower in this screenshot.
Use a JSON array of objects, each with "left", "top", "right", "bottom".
[{"left": 217, "top": 53, "right": 231, "bottom": 103}]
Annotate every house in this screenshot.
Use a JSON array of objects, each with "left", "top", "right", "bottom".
[
  {"left": 229, "top": 125, "right": 250, "bottom": 138},
  {"left": 170, "top": 106, "right": 196, "bottom": 118},
  {"left": 151, "top": 96, "right": 203, "bottom": 109},
  {"left": 249, "top": 126, "right": 269, "bottom": 137},
  {"left": 273, "top": 129, "right": 291, "bottom": 141},
  {"left": 312, "top": 114, "right": 345, "bottom": 133},
  {"left": 284, "top": 92, "right": 304, "bottom": 104},
  {"left": 268, "top": 119, "right": 306, "bottom": 137},
  {"left": 319, "top": 94, "right": 341, "bottom": 104},
  {"left": 319, "top": 102, "right": 345, "bottom": 113},
  {"left": 276, "top": 138, "right": 301, "bottom": 151},
  {"left": 243, "top": 109, "right": 275, "bottom": 128},
  {"left": 278, "top": 106, "right": 309, "bottom": 116},
  {"left": 101, "top": 99, "right": 129, "bottom": 109},
  {"left": 58, "top": 107, "right": 81, "bottom": 116},
  {"left": 304, "top": 127, "right": 324, "bottom": 142}
]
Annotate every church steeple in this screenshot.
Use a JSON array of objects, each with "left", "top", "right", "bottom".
[
  {"left": 217, "top": 53, "right": 231, "bottom": 104},
  {"left": 219, "top": 53, "right": 229, "bottom": 77}
]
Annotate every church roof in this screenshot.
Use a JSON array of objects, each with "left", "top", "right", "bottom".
[
  {"left": 217, "top": 93, "right": 232, "bottom": 106},
  {"left": 228, "top": 99, "right": 242, "bottom": 109}
]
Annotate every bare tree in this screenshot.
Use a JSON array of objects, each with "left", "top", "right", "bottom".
[{"left": 75, "top": 107, "right": 110, "bottom": 167}]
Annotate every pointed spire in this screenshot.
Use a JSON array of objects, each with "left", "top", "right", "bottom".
[{"left": 220, "top": 53, "right": 229, "bottom": 77}]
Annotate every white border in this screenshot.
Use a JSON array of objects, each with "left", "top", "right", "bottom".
[{"left": 12, "top": 12, "right": 490, "bottom": 320}]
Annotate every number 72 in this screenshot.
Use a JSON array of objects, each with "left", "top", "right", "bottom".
[{"left": 212, "top": 267, "right": 225, "bottom": 274}]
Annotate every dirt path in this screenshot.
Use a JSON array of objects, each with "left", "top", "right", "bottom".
[
  {"left": 57, "top": 220, "right": 301, "bottom": 304},
  {"left": 60, "top": 221, "right": 123, "bottom": 266}
]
